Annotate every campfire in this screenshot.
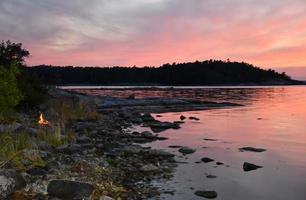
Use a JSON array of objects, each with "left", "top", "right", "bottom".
[{"left": 38, "top": 113, "right": 49, "bottom": 126}]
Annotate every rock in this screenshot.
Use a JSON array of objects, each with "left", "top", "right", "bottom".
[
  {"left": 147, "top": 121, "right": 180, "bottom": 133},
  {"left": 0, "top": 169, "right": 26, "bottom": 199},
  {"left": 141, "top": 113, "right": 155, "bottom": 122},
  {"left": 147, "top": 149, "right": 175, "bottom": 158},
  {"left": 123, "top": 145, "right": 143, "bottom": 154},
  {"left": 180, "top": 115, "right": 186, "bottom": 120},
  {"left": 26, "top": 167, "right": 47, "bottom": 176},
  {"left": 140, "top": 164, "right": 159, "bottom": 172},
  {"left": 157, "top": 136, "right": 168, "bottom": 140},
  {"left": 206, "top": 175, "right": 217, "bottom": 179},
  {"left": 243, "top": 162, "right": 263, "bottom": 171},
  {"left": 216, "top": 162, "right": 224, "bottom": 165},
  {"left": 100, "top": 195, "right": 114, "bottom": 200},
  {"left": 194, "top": 190, "right": 218, "bottom": 199},
  {"left": 201, "top": 157, "right": 214, "bottom": 163},
  {"left": 189, "top": 116, "right": 200, "bottom": 121},
  {"left": 178, "top": 147, "right": 196, "bottom": 154},
  {"left": 47, "top": 180, "right": 94, "bottom": 199},
  {"left": 168, "top": 145, "right": 182, "bottom": 149},
  {"left": 239, "top": 147, "right": 266, "bottom": 152},
  {"left": 203, "top": 138, "right": 218, "bottom": 141},
  {"left": 141, "top": 131, "right": 156, "bottom": 138}
]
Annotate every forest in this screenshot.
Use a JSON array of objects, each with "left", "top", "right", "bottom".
[{"left": 26, "top": 60, "right": 299, "bottom": 85}]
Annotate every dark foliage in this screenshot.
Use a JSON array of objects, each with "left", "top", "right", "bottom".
[
  {"left": 0, "top": 40, "right": 48, "bottom": 111},
  {"left": 0, "top": 40, "right": 30, "bottom": 68},
  {"left": 27, "top": 60, "right": 297, "bottom": 85}
]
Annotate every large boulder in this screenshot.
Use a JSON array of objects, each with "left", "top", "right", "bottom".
[
  {"left": 47, "top": 180, "right": 94, "bottom": 199},
  {"left": 0, "top": 169, "right": 26, "bottom": 199}
]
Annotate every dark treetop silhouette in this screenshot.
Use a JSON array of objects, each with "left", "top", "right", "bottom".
[{"left": 26, "top": 60, "right": 299, "bottom": 86}]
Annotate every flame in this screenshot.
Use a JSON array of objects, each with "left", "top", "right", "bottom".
[{"left": 38, "top": 113, "right": 49, "bottom": 126}]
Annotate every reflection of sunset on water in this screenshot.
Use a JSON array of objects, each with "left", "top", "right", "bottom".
[{"left": 120, "top": 86, "right": 306, "bottom": 200}]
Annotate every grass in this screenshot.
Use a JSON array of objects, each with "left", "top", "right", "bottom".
[
  {"left": 0, "top": 132, "right": 42, "bottom": 170},
  {"left": 50, "top": 98, "right": 99, "bottom": 123},
  {"left": 0, "top": 127, "right": 75, "bottom": 170}
]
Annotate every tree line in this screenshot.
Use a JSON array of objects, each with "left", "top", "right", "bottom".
[{"left": 27, "top": 60, "right": 297, "bottom": 85}]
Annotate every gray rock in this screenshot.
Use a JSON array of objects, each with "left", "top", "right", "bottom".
[
  {"left": 243, "top": 162, "right": 263, "bottom": 171},
  {"left": 194, "top": 190, "right": 218, "bottom": 199},
  {"left": 178, "top": 147, "right": 196, "bottom": 154},
  {"left": 239, "top": 147, "right": 266, "bottom": 152},
  {"left": 47, "top": 180, "right": 94, "bottom": 199},
  {"left": 0, "top": 169, "right": 26, "bottom": 199},
  {"left": 100, "top": 196, "right": 114, "bottom": 200}
]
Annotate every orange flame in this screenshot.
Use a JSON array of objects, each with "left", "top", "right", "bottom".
[{"left": 38, "top": 113, "right": 49, "bottom": 126}]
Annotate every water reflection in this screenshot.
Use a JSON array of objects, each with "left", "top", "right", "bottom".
[{"left": 74, "top": 86, "right": 306, "bottom": 200}]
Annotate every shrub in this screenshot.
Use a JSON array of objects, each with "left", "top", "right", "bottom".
[{"left": 0, "top": 62, "right": 23, "bottom": 123}]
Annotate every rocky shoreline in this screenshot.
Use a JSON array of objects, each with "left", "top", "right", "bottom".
[{"left": 0, "top": 89, "right": 241, "bottom": 200}]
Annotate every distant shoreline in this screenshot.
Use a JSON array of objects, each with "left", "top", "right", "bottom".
[{"left": 58, "top": 83, "right": 305, "bottom": 90}]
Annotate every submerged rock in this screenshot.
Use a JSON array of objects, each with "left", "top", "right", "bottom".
[
  {"left": 0, "top": 169, "right": 26, "bottom": 199},
  {"left": 194, "top": 190, "right": 218, "bottom": 199},
  {"left": 47, "top": 180, "right": 94, "bottom": 199},
  {"left": 243, "top": 162, "right": 263, "bottom": 172},
  {"left": 178, "top": 147, "right": 196, "bottom": 154},
  {"left": 239, "top": 147, "right": 266, "bottom": 152},
  {"left": 201, "top": 157, "right": 214, "bottom": 163}
]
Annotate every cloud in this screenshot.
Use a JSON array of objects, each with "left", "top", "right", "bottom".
[{"left": 0, "top": 0, "right": 306, "bottom": 68}]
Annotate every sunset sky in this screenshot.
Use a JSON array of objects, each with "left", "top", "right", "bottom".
[{"left": 1, "top": 0, "right": 306, "bottom": 78}]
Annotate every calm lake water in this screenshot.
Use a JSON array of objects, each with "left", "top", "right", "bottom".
[{"left": 69, "top": 86, "right": 306, "bottom": 200}]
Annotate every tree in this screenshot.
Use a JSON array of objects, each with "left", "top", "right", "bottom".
[
  {"left": 0, "top": 40, "right": 47, "bottom": 115},
  {"left": 0, "top": 40, "right": 30, "bottom": 68},
  {"left": 0, "top": 62, "right": 23, "bottom": 121}
]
